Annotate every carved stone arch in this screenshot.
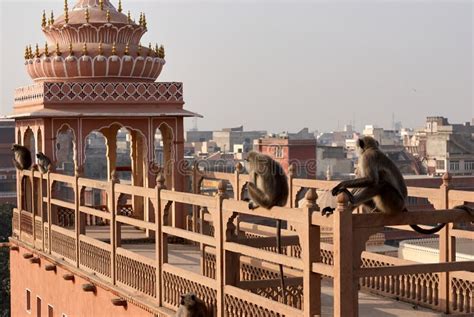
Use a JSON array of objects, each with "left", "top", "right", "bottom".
[
  {"left": 23, "top": 127, "right": 36, "bottom": 163},
  {"left": 154, "top": 122, "right": 175, "bottom": 189},
  {"left": 17, "top": 129, "right": 21, "bottom": 145},
  {"left": 36, "top": 128, "right": 43, "bottom": 155},
  {"left": 55, "top": 123, "right": 78, "bottom": 175}
]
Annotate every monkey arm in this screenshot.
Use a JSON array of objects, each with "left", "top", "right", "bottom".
[
  {"left": 247, "top": 182, "right": 273, "bottom": 209},
  {"left": 12, "top": 158, "right": 22, "bottom": 170},
  {"left": 331, "top": 177, "right": 376, "bottom": 196}
]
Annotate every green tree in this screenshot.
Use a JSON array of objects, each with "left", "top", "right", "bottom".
[{"left": 0, "top": 204, "right": 13, "bottom": 317}]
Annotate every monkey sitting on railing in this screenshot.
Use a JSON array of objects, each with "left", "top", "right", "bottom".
[
  {"left": 175, "top": 293, "right": 211, "bottom": 317},
  {"left": 11, "top": 144, "right": 32, "bottom": 171}
]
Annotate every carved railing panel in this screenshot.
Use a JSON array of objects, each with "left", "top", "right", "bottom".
[
  {"left": 20, "top": 211, "right": 33, "bottom": 236},
  {"left": 224, "top": 293, "right": 282, "bottom": 317},
  {"left": 163, "top": 271, "right": 217, "bottom": 313},
  {"left": 51, "top": 226, "right": 76, "bottom": 262},
  {"left": 35, "top": 218, "right": 42, "bottom": 241},
  {"left": 79, "top": 237, "right": 111, "bottom": 279},
  {"left": 451, "top": 272, "right": 474, "bottom": 314},
  {"left": 116, "top": 248, "right": 156, "bottom": 298}
]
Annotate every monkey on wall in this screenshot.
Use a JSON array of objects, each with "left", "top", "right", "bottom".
[
  {"left": 246, "top": 151, "right": 289, "bottom": 303},
  {"left": 11, "top": 144, "right": 32, "bottom": 171},
  {"left": 175, "top": 293, "right": 211, "bottom": 317},
  {"left": 324, "top": 136, "right": 472, "bottom": 234},
  {"left": 36, "top": 152, "right": 52, "bottom": 174}
]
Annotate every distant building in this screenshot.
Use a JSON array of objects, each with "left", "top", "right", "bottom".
[
  {"left": 362, "top": 125, "right": 401, "bottom": 146},
  {"left": 317, "top": 125, "right": 357, "bottom": 147},
  {"left": 316, "top": 146, "right": 353, "bottom": 180},
  {"left": 422, "top": 117, "right": 474, "bottom": 176},
  {"left": 0, "top": 118, "right": 16, "bottom": 204},
  {"left": 186, "top": 130, "right": 213, "bottom": 143},
  {"left": 255, "top": 135, "right": 317, "bottom": 178},
  {"left": 213, "top": 126, "right": 266, "bottom": 153}
]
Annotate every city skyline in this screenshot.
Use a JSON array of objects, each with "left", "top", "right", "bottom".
[{"left": 1, "top": 0, "right": 472, "bottom": 133}]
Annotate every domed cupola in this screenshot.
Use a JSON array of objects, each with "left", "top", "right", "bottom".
[{"left": 24, "top": 0, "right": 165, "bottom": 82}]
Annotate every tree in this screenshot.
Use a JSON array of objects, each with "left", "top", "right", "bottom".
[{"left": 0, "top": 204, "right": 13, "bottom": 317}]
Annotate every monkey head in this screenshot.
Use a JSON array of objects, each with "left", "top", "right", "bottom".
[
  {"left": 180, "top": 293, "right": 199, "bottom": 308},
  {"left": 357, "top": 136, "right": 379, "bottom": 153},
  {"left": 11, "top": 144, "right": 22, "bottom": 152}
]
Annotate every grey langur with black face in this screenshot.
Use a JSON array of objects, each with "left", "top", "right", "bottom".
[
  {"left": 36, "top": 152, "right": 52, "bottom": 174},
  {"left": 175, "top": 293, "right": 210, "bottom": 317},
  {"left": 325, "top": 136, "right": 473, "bottom": 234},
  {"left": 245, "top": 151, "right": 289, "bottom": 303},
  {"left": 11, "top": 144, "right": 32, "bottom": 171}
]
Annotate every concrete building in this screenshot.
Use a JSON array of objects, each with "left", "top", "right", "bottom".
[
  {"left": 362, "top": 125, "right": 401, "bottom": 146},
  {"left": 423, "top": 117, "right": 474, "bottom": 175},
  {"left": 0, "top": 118, "right": 16, "bottom": 204},
  {"left": 317, "top": 125, "right": 357, "bottom": 147},
  {"left": 186, "top": 130, "right": 213, "bottom": 143},
  {"left": 212, "top": 126, "right": 266, "bottom": 153},
  {"left": 255, "top": 135, "right": 317, "bottom": 178},
  {"left": 316, "top": 146, "right": 353, "bottom": 180}
]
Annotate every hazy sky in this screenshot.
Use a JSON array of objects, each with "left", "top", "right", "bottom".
[{"left": 0, "top": 0, "right": 472, "bottom": 133}]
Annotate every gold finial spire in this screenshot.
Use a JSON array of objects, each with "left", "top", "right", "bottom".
[
  {"left": 64, "top": 0, "right": 69, "bottom": 24},
  {"left": 55, "top": 43, "right": 61, "bottom": 56},
  {"left": 85, "top": 8, "right": 90, "bottom": 23},
  {"left": 148, "top": 42, "right": 152, "bottom": 56},
  {"left": 142, "top": 13, "right": 147, "bottom": 28},
  {"left": 158, "top": 45, "right": 165, "bottom": 58},
  {"left": 35, "top": 44, "right": 40, "bottom": 58},
  {"left": 124, "top": 42, "right": 129, "bottom": 55},
  {"left": 82, "top": 42, "right": 88, "bottom": 56},
  {"left": 50, "top": 11, "right": 55, "bottom": 25},
  {"left": 24, "top": 46, "right": 29, "bottom": 60},
  {"left": 28, "top": 45, "right": 33, "bottom": 59},
  {"left": 99, "top": 0, "right": 104, "bottom": 10},
  {"left": 137, "top": 44, "right": 142, "bottom": 56},
  {"left": 118, "top": 0, "right": 123, "bottom": 12},
  {"left": 127, "top": 11, "right": 132, "bottom": 24},
  {"left": 68, "top": 42, "right": 74, "bottom": 56},
  {"left": 106, "top": 9, "right": 111, "bottom": 22},
  {"left": 44, "top": 42, "right": 49, "bottom": 57},
  {"left": 98, "top": 42, "right": 103, "bottom": 55},
  {"left": 139, "top": 12, "right": 143, "bottom": 26},
  {"left": 112, "top": 42, "right": 117, "bottom": 55},
  {"left": 155, "top": 44, "right": 159, "bottom": 56},
  {"left": 41, "top": 10, "right": 47, "bottom": 28}
]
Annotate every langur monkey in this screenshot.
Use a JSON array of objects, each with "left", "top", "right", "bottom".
[
  {"left": 175, "top": 293, "right": 211, "bottom": 317},
  {"left": 36, "top": 152, "right": 52, "bottom": 174},
  {"left": 11, "top": 144, "right": 32, "bottom": 171},
  {"left": 324, "top": 136, "right": 472, "bottom": 234},
  {"left": 246, "top": 151, "right": 289, "bottom": 303}
]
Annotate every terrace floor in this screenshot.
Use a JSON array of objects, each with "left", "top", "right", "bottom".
[{"left": 87, "top": 225, "right": 443, "bottom": 317}]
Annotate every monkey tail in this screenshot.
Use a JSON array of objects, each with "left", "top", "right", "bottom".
[
  {"left": 409, "top": 224, "right": 446, "bottom": 235},
  {"left": 276, "top": 219, "right": 286, "bottom": 305}
]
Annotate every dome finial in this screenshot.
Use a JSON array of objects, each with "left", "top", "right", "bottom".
[
  {"left": 28, "top": 45, "right": 33, "bottom": 59},
  {"left": 68, "top": 42, "right": 74, "bottom": 56},
  {"left": 98, "top": 42, "right": 103, "bottom": 55},
  {"left": 44, "top": 42, "right": 49, "bottom": 57},
  {"left": 85, "top": 8, "right": 90, "bottom": 24},
  {"left": 147, "top": 43, "right": 152, "bottom": 56},
  {"left": 50, "top": 10, "right": 55, "bottom": 25},
  {"left": 137, "top": 43, "right": 142, "bottom": 56},
  {"left": 142, "top": 13, "right": 147, "bottom": 28},
  {"left": 35, "top": 44, "right": 40, "bottom": 58},
  {"left": 82, "top": 42, "right": 88, "bottom": 56},
  {"left": 24, "top": 46, "right": 29, "bottom": 60},
  {"left": 106, "top": 9, "right": 111, "bottom": 22},
  {"left": 118, "top": 0, "right": 123, "bottom": 13},
  {"left": 41, "top": 10, "right": 47, "bottom": 28},
  {"left": 99, "top": 0, "right": 104, "bottom": 10},
  {"left": 155, "top": 44, "right": 159, "bottom": 56},
  {"left": 112, "top": 42, "right": 117, "bottom": 55},
  {"left": 158, "top": 45, "right": 165, "bottom": 59},
  {"left": 139, "top": 12, "right": 143, "bottom": 26},
  {"left": 124, "top": 42, "right": 130, "bottom": 55},
  {"left": 64, "top": 0, "right": 69, "bottom": 24},
  {"left": 127, "top": 11, "right": 132, "bottom": 24},
  {"left": 55, "top": 43, "right": 62, "bottom": 56}
]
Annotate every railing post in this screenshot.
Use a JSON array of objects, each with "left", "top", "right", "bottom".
[
  {"left": 109, "top": 170, "right": 119, "bottom": 285},
  {"left": 333, "top": 192, "right": 356, "bottom": 317},
  {"left": 31, "top": 169, "right": 36, "bottom": 244},
  {"left": 439, "top": 172, "right": 453, "bottom": 313},
  {"left": 47, "top": 169, "right": 52, "bottom": 254},
  {"left": 155, "top": 172, "right": 166, "bottom": 305},
  {"left": 74, "top": 167, "right": 81, "bottom": 268},
  {"left": 234, "top": 162, "right": 243, "bottom": 200},
  {"left": 288, "top": 164, "right": 295, "bottom": 208},
  {"left": 215, "top": 180, "right": 227, "bottom": 317},
  {"left": 192, "top": 162, "right": 199, "bottom": 233},
  {"left": 39, "top": 172, "right": 45, "bottom": 251},
  {"left": 302, "top": 189, "right": 321, "bottom": 316}
]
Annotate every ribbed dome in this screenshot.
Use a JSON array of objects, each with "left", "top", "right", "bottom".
[{"left": 24, "top": 0, "right": 165, "bottom": 83}]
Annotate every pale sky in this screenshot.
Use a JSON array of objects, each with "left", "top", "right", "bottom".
[{"left": 0, "top": 0, "right": 472, "bottom": 133}]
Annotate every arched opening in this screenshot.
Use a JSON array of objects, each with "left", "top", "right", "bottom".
[
  {"left": 154, "top": 123, "right": 174, "bottom": 189},
  {"left": 36, "top": 128, "right": 43, "bottom": 157},
  {"left": 17, "top": 129, "right": 21, "bottom": 144},
  {"left": 55, "top": 126, "right": 76, "bottom": 175},
  {"left": 84, "top": 131, "right": 107, "bottom": 180},
  {"left": 115, "top": 127, "right": 132, "bottom": 183},
  {"left": 23, "top": 127, "right": 35, "bottom": 164}
]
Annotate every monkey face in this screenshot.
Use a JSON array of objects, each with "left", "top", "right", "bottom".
[
  {"left": 11, "top": 144, "right": 20, "bottom": 152},
  {"left": 180, "top": 293, "right": 197, "bottom": 307}
]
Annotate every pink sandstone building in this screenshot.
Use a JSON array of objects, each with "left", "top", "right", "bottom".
[{"left": 6, "top": 1, "right": 474, "bottom": 317}]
